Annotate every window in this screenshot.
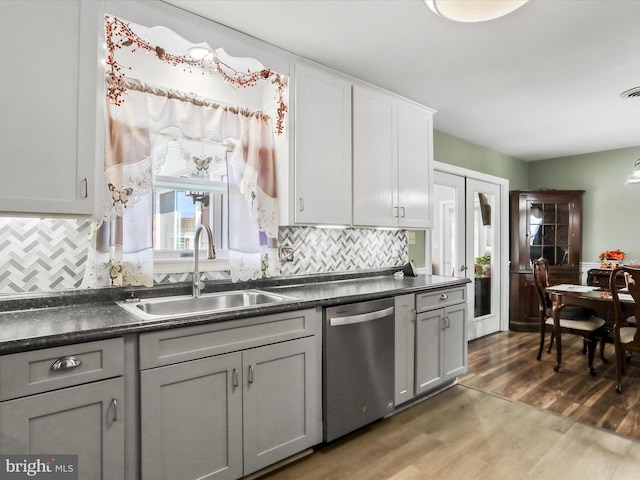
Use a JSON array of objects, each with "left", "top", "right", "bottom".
[{"left": 152, "top": 140, "right": 229, "bottom": 271}]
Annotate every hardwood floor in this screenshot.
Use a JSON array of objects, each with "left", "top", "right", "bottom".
[
  {"left": 461, "top": 330, "right": 640, "bottom": 439},
  {"left": 256, "top": 331, "right": 640, "bottom": 480}
]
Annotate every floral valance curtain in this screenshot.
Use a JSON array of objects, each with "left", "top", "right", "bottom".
[{"left": 83, "top": 78, "right": 279, "bottom": 287}]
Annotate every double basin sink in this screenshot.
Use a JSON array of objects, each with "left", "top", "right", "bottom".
[{"left": 118, "top": 289, "right": 295, "bottom": 320}]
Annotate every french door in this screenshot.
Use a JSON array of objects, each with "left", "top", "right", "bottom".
[{"left": 431, "top": 170, "right": 503, "bottom": 340}]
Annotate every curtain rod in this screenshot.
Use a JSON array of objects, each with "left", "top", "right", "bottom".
[{"left": 111, "top": 76, "right": 272, "bottom": 123}]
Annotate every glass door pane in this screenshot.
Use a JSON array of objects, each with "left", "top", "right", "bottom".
[
  {"left": 431, "top": 172, "right": 465, "bottom": 278},
  {"left": 528, "top": 199, "right": 570, "bottom": 267},
  {"left": 467, "top": 179, "right": 501, "bottom": 339}
]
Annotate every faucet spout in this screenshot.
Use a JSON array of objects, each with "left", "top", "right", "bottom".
[{"left": 193, "top": 224, "right": 216, "bottom": 298}]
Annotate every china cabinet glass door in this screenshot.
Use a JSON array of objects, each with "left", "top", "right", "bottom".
[{"left": 527, "top": 200, "right": 570, "bottom": 267}]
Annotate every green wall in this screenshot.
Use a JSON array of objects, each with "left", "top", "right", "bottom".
[
  {"left": 434, "top": 130, "right": 528, "bottom": 190},
  {"left": 527, "top": 146, "right": 640, "bottom": 263},
  {"left": 408, "top": 130, "right": 527, "bottom": 270},
  {"left": 431, "top": 130, "right": 640, "bottom": 266}
]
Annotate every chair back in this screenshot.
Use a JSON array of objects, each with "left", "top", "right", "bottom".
[
  {"left": 610, "top": 266, "right": 640, "bottom": 334},
  {"left": 532, "top": 257, "right": 551, "bottom": 319}
]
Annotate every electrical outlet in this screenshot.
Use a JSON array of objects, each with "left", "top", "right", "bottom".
[
  {"left": 407, "top": 231, "right": 416, "bottom": 245},
  {"left": 280, "top": 246, "right": 294, "bottom": 263}
]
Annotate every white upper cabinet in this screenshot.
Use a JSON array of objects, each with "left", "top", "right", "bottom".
[
  {"left": 353, "top": 84, "right": 434, "bottom": 229},
  {"left": 0, "top": 0, "right": 103, "bottom": 217},
  {"left": 353, "top": 86, "right": 398, "bottom": 228},
  {"left": 397, "top": 101, "right": 434, "bottom": 228},
  {"left": 292, "top": 62, "right": 352, "bottom": 225}
]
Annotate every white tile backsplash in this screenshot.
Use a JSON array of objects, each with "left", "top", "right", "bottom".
[{"left": 0, "top": 219, "right": 408, "bottom": 295}]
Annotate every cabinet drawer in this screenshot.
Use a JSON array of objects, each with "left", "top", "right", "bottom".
[
  {"left": 139, "top": 308, "right": 318, "bottom": 370},
  {"left": 0, "top": 338, "right": 124, "bottom": 401},
  {"left": 416, "top": 287, "right": 466, "bottom": 312}
]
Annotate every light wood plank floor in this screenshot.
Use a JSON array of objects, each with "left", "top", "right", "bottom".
[{"left": 257, "top": 331, "right": 640, "bottom": 479}]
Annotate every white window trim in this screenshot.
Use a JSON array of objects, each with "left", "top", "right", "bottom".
[{"left": 154, "top": 256, "right": 230, "bottom": 274}]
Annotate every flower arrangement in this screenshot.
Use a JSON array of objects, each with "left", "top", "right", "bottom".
[
  {"left": 599, "top": 249, "right": 626, "bottom": 261},
  {"left": 599, "top": 249, "right": 625, "bottom": 268}
]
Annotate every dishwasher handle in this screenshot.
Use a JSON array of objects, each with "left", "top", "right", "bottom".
[{"left": 329, "top": 306, "right": 394, "bottom": 327}]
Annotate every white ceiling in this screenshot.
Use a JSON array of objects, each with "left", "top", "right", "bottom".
[{"left": 163, "top": 0, "right": 640, "bottom": 162}]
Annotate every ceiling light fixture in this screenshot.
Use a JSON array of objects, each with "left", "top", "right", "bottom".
[
  {"left": 620, "top": 89, "right": 640, "bottom": 184},
  {"left": 626, "top": 159, "right": 640, "bottom": 185},
  {"left": 187, "top": 46, "right": 213, "bottom": 60},
  {"left": 424, "top": 0, "right": 528, "bottom": 23}
]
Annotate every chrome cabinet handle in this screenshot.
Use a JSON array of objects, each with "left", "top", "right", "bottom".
[
  {"left": 394, "top": 206, "right": 400, "bottom": 218},
  {"left": 248, "top": 365, "right": 254, "bottom": 384},
  {"left": 81, "top": 178, "right": 88, "bottom": 199},
  {"left": 400, "top": 206, "right": 406, "bottom": 218},
  {"left": 111, "top": 398, "right": 118, "bottom": 422},
  {"left": 232, "top": 368, "right": 239, "bottom": 389},
  {"left": 299, "top": 197, "right": 304, "bottom": 212},
  {"left": 459, "top": 265, "right": 468, "bottom": 272},
  {"left": 50, "top": 356, "right": 81, "bottom": 371},
  {"left": 439, "top": 293, "right": 449, "bottom": 300}
]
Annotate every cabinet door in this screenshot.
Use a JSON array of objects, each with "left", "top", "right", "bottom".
[
  {"left": 394, "top": 294, "right": 416, "bottom": 405},
  {"left": 243, "top": 336, "right": 318, "bottom": 475},
  {"left": 397, "top": 101, "right": 433, "bottom": 228},
  {"left": 0, "top": 1, "right": 101, "bottom": 217},
  {"left": 141, "top": 353, "right": 243, "bottom": 480},
  {"left": 443, "top": 303, "right": 467, "bottom": 380},
  {"left": 353, "top": 85, "right": 398, "bottom": 227},
  {"left": 294, "top": 62, "right": 352, "bottom": 225},
  {"left": 415, "top": 309, "right": 443, "bottom": 395},
  {"left": 0, "top": 377, "right": 124, "bottom": 480},
  {"left": 510, "top": 190, "right": 583, "bottom": 272}
]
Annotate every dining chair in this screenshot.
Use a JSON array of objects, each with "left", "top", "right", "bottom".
[
  {"left": 609, "top": 266, "right": 640, "bottom": 393},
  {"left": 533, "top": 257, "right": 606, "bottom": 375}
]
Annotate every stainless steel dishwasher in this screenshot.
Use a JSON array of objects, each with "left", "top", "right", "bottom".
[{"left": 323, "top": 297, "right": 395, "bottom": 442}]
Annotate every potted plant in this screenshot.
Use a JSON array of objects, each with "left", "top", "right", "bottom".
[{"left": 475, "top": 255, "right": 491, "bottom": 276}]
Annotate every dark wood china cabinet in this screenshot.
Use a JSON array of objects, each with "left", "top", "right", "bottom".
[{"left": 509, "top": 190, "right": 584, "bottom": 331}]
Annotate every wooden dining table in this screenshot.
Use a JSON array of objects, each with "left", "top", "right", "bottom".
[{"left": 546, "top": 284, "right": 636, "bottom": 372}]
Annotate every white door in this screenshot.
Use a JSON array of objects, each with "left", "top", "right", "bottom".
[
  {"left": 466, "top": 178, "right": 501, "bottom": 339},
  {"left": 431, "top": 171, "right": 502, "bottom": 340}
]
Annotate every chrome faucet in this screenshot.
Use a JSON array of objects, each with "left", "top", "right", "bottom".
[{"left": 192, "top": 224, "right": 215, "bottom": 298}]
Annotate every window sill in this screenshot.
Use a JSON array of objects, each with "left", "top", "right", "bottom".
[{"left": 154, "top": 258, "right": 230, "bottom": 274}]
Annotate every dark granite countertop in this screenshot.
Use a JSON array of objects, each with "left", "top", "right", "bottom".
[{"left": 0, "top": 272, "right": 469, "bottom": 355}]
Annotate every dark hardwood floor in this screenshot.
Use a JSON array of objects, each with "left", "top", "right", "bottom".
[{"left": 460, "top": 330, "right": 640, "bottom": 440}]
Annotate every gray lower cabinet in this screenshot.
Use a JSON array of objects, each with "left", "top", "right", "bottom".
[
  {"left": 0, "top": 339, "right": 125, "bottom": 480},
  {"left": 139, "top": 309, "right": 320, "bottom": 480},
  {"left": 395, "top": 287, "right": 468, "bottom": 404},
  {"left": 141, "top": 352, "right": 243, "bottom": 480},
  {"left": 242, "top": 337, "right": 317, "bottom": 474},
  {"left": 394, "top": 294, "right": 416, "bottom": 406},
  {"left": 415, "top": 302, "right": 467, "bottom": 394}
]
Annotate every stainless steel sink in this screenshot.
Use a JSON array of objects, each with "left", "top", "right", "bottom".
[{"left": 118, "top": 289, "right": 294, "bottom": 320}]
